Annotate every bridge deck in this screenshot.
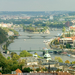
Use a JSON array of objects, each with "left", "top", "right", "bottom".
[{"left": 8, "top": 49, "right": 62, "bottom": 52}]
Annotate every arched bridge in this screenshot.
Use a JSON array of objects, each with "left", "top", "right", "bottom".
[
  {"left": 18, "top": 34, "right": 57, "bottom": 39},
  {"left": 8, "top": 49, "right": 63, "bottom": 53}
]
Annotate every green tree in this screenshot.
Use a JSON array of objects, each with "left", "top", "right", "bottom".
[
  {"left": 36, "top": 68, "right": 41, "bottom": 72},
  {"left": 62, "top": 26, "right": 66, "bottom": 32},
  {"left": 11, "top": 52, "right": 16, "bottom": 58},
  {"left": 65, "top": 60, "right": 70, "bottom": 64},
  {"left": 0, "top": 53, "right": 7, "bottom": 71},
  {"left": 66, "top": 43, "right": 71, "bottom": 48},
  {"left": 22, "top": 67, "right": 33, "bottom": 73},
  {"left": 18, "top": 59, "right": 25, "bottom": 70},
  {"left": 11, "top": 64, "right": 19, "bottom": 71},
  {"left": 19, "top": 50, "right": 32, "bottom": 57},
  {"left": 72, "top": 61, "right": 75, "bottom": 64},
  {"left": 0, "top": 28, "right": 8, "bottom": 44},
  {"left": 60, "top": 45, "right": 63, "bottom": 49},
  {"left": 9, "top": 36, "right": 15, "bottom": 40},
  {"left": 55, "top": 56, "right": 63, "bottom": 63},
  {"left": 43, "top": 68, "right": 47, "bottom": 71},
  {"left": 54, "top": 39, "right": 59, "bottom": 45},
  {"left": 7, "top": 56, "right": 10, "bottom": 60},
  {"left": 12, "top": 54, "right": 20, "bottom": 61}
]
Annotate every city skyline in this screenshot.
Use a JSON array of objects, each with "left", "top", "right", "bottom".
[{"left": 0, "top": 0, "right": 75, "bottom": 11}]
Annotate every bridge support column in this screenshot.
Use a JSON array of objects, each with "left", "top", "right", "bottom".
[
  {"left": 28, "top": 36, "right": 32, "bottom": 39},
  {"left": 42, "top": 36, "right": 46, "bottom": 39}
]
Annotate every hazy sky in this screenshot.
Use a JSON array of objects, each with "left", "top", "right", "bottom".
[{"left": 0, "top": 0, "right": 75, "bottom": 11}]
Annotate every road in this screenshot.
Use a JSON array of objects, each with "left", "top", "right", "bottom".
[{"left": 0, "top": 42, "right": 11, "bottom": 58}]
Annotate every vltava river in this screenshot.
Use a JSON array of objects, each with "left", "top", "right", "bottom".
[{"left": 8, "top": 31, "right": 75, "bottom": 62}]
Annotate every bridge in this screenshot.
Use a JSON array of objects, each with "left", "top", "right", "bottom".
[
  {"left": 18, "top": 34, "right": 57, "bottom": 39},
  {"left": 8, "top": 49, "right": 63, "bottom": 53}
]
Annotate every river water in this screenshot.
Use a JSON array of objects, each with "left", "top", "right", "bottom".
[{"left": 8, "top": 31, "right": 75, "bottom": 62}]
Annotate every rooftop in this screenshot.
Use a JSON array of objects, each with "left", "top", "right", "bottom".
[{"left": 59, "top": 38, "right": 72, "bottom": 40}]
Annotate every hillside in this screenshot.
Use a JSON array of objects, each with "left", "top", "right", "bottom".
[{"left": 0, "top": 28, "right": 8, "bottom": 44}]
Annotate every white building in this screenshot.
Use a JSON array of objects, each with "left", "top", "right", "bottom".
[
  {"left": 44, "top": 50, "right": 51, "bottom": 61},
  {"left": 8, "top": 31, "right": 14, "bottom": 36},
  {"left": 59, "top": 38, "right": 73, "bottom": 46}
]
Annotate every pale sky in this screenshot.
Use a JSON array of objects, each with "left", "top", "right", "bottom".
[{"left": 0, "top": 0, "right": 75, "bottom": 11}]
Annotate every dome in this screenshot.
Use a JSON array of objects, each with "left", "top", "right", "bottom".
[
  {"left": 44, "top": 53, "right": 51, "bottom": 57},
  {"left": 44, "top": 53, "right": 52, "bottom": 60},
  {"left": 33, "top": 54, "right": 38, "bottom": 57}
]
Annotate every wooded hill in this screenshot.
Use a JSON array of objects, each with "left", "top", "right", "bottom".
[{"left": 0, "top": 28, "right": 8, "bottom": 44}]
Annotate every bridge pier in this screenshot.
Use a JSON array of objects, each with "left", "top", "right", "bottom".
[
  {"left": 27, "top": 36, "right": 32, "bottom": 39},
  {"left": 41, "top": 36, "right": 47, "bottom": 39}
]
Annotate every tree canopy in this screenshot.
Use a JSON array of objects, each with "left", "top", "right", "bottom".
[
  {"left": 55, "top": 56, "right": 63, "bottom": 63},
  {"left": 65, "top": 60, "right": 70, "bottom": 64},
  {"left": 62, "top": 26, "right": 66, "bottom": 32},
  {"left": 0, "top": 28, "right": 8, "bottom": 44},
  {"left": 19, "top": 50, "right": 32, "bottom": 57}
]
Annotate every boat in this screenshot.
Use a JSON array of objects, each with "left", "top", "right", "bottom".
[{"left": 67, "top": 54, "right": 71, "bottom": 57}]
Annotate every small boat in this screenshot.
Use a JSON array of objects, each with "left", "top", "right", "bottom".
[
  {"left": 67, "top": 54, "right": 71, "bottom": 57},
  {"left": 43, "top": 40, "right": 47, "bottom": 43}
]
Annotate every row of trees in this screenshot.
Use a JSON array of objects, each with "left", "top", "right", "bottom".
[
  {"left": 23, "top": 25, "right": 48, "bottom": 32},
  {"left": 55, "top": 56, "right": 75, "bottom": 64}
]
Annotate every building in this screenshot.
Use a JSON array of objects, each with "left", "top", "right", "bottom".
[
  {"left": 59, "top": 38, "right": 73, "bottom": 46},
  {"left": 44, "top": 50, "right": 52, "bottom": 61},
  {"left": 33, "top": 54, "right": 38, "bottom": 58},
  {"left": 69, "top": 25, "right": 75, "bottom": 31},
  {"left": 18, "top": 71, "right": 71, "bottom": 75},
  {"left": 44, "top": 29, "right": 50, "bottom": 34},
  {"left": 68, "top": 69, "right": 75, "bottom": 75},
  {"left": 8, "top": 31, "right": 14, "bottom": 36},
  {"left": 68, "top": 65, "right": 75, "bottom": 75},
  {"left": 20, "top": 57, "right": 38, "bottom": 66},
  {"left": 58, "top": 36, "right": 75, "bottom": 47},
  {"left": 65, "top": 21, "right": 73, "bottom": 27},
  {"left": 15, "top": 69, "right": 22, "bottom": 75}
]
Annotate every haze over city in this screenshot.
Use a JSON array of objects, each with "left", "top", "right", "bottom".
[
  {"left": 1, "top": 0, "right": 75, "bottom": 75},
  {"left": 0, "top": 0, "right": 75, "bottom": 11}
]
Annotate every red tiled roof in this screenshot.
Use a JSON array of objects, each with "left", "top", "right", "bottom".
[
  {"left": 15, "top": 69, "right": 22, "bottom": 73},
  {"left": 65, "top": 36, "right": 75, "bottom": 41},
  {"left": 57, "top": 72, "right": 71, "bottom": 75},
  {"left": 3, "top": 74, "right": 16, "bottom": 75}
]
